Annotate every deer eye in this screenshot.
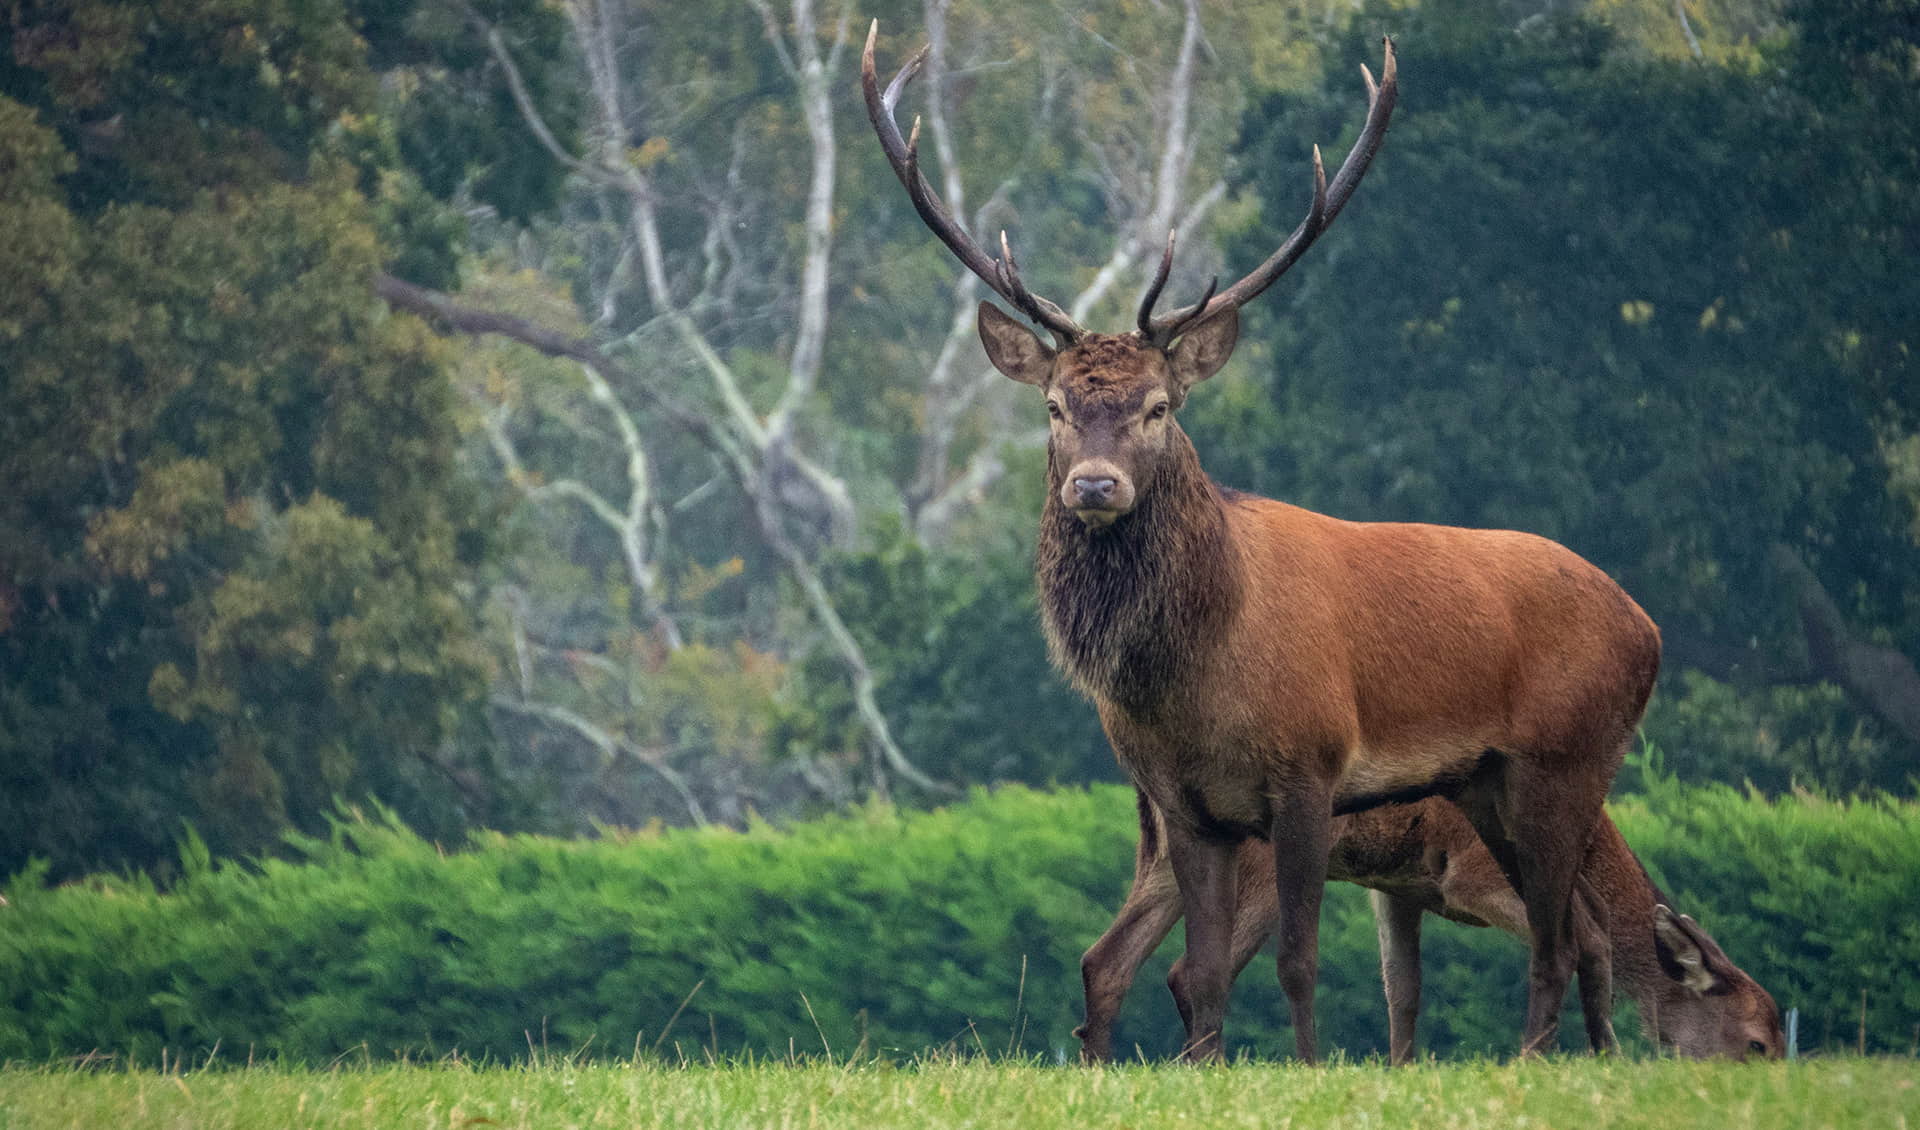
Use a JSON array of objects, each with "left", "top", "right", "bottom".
[
  {"left": 1748, "top": 1040, "right": 1767, "bottom": 1055},
  {"left": 1147, "top": 402, "right": 1169, "bottom": 421},
  {"left": 1047, "top": 401, "right": 1064, "bottom": 420}
]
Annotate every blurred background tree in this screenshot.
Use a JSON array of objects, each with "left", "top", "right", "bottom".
[{"left": 0, "top": 0, "right": 575, "bottom": 876}]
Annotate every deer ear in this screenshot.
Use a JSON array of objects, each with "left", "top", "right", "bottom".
[
  {"left": 1167, "top": 306, "right": 1239, "bottom": 394},
  {"left": 977, "top": 302, "right": 1054, "bottom": 387},
  {"left": 1654, "top": 904, "right": 1734, "bottom": 995}
]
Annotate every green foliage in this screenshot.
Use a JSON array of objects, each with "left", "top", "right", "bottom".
[
  {"left": 363, "top": 0, "right": 579, "bottom": 225},
  {"left": 1, "top": 0, "right": 370, "bottom": 211},
  {"left": 1641, "top": 672, "right": 1907, "bottom": 793},
  {"left": 3, "top": 782, "right": 1915, "bottom": 1064},
  {"left": 0, "top": 0, "right": 555, "bottom": 879},
  {"left": 780, "top": 522, "right": 1113, "bottom": 786}
]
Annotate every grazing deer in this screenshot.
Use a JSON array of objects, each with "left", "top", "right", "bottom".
[
  {"left": 1076, "top": 794, "right": 1784, "bottom": 1062},
  {"left": 865, "top": 25, "right": 1662, "bottom": 1061}
]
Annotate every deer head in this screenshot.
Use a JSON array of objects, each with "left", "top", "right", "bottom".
[
  {"left": 1653, "top": 904, "right": 1785, "bottom": 1059},
  {"left": 862, "top": 21, "right": 1396, "bottom": 529},
  {"left": 977, "top": 306, "right": 1240, "bottom": 526}
]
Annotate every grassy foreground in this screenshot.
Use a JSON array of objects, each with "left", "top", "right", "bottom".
[{"left": 2, "top": 1057, "right": 1915, "bottom": 1129}]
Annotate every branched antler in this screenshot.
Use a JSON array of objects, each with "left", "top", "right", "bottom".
[
  {"left": 862, "top": 21, "right": 1085, "bottom": 346},
  {"left": 868, "top": 26, "right": 1396, "bottom": 351},
  {"left": 1138, "top": 38, "right": 1398, "bottom": 346}
]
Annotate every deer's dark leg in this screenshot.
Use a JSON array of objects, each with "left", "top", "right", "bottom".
[
  {"left": 1371, "top": 889, "right": 1426, "bottom": 1066},
  {"left": 1164, "top": 826, "right": 1238, "bottom": 1063},
  {"left": 1166, "top": 842, "right": 1283, "bottom": 1045},
  {"left": 1079, "top": 882, "right": 1183, "bottom": 1062},
  {"left": 1454, "top": 752, "right": 1606, "bottom": 1057},
  {"left": 1572, "top": 878, "right": 1618, "bottom": 1054},
  {"left": 1269, "top": 780, "right": 1333, "bottom": 1064},
  {"left": 1227, "top": 844, "right": 1283, "bottom": 979},
  {"left": 1496, "top": 756, "right": 1614, "bottom": 1057},
  {"left": 1077, "top": 798, "right": 1184, "bottom": 1063}
]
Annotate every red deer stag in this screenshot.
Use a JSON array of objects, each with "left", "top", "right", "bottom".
[
  {"left": 1077, "top": 795, "right": 1783, "bottom": 1062},
  {"left": 864, "top": 24, "right": 1661, "bottom": 1061}
]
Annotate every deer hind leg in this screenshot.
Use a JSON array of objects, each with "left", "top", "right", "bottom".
[
  {"left": 1163, "top": 826, "right": 1239, "bottom": 1063},
  {"left": 1572, "top": 877, "right": 1618, "bottom": 1054},
  {"left": 1229, "top": 843, "right": 1283, "bottom": 979},
  {"left": 1370, "top": 889, "right": 1427, "bottom": 1066},
  {"left": 1469, "top": 755, "right": 1614, "bottom": 1057},
  {"left": 1449, "top": 759, "right": 1571, "bottom": 1056},
  {"left": 1079, "top": 886, "right": 1182, "bottom": 1063},
  {"left": 1077, "top": 800, "right": 1185, "bottom": 1063}
]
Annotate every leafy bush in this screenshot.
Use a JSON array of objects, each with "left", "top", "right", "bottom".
[{"left": 2, "top": 782, "right": 1914, "bottom": 1064}]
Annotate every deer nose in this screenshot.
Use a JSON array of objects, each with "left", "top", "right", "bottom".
[{"left": 1073, "top": 477, "right": 1118, "bottom": 507}]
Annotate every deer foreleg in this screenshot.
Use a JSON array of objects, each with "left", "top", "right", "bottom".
[
  {"left": 1270, "top": 781, "right": 1333, "bottom": 1064},
  {"left": 1164, "top": 828, "right": 1238, "bottom": 1062},
  {"left": 1076, "top": 797, "right": 1184, "bottom": 1063},
  {"left": 1371, "top": 888, "right": 1426, "bottom": 1066}
]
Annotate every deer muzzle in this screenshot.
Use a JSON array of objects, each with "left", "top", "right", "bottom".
[{"left": 1063, "top": 461, "right": 1134, "bottom": 526}]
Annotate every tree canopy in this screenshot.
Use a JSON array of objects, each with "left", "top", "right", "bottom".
[{"left": 0, "top": 0, "right": 575, "bottom": 875}]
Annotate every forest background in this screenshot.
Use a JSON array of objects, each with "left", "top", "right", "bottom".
[
  {"left": 1, "top": 0, "right": 1918, "bottom": 1047},
  {"left": 6, "top": 0, "right": 1915, "bottom": 875}
]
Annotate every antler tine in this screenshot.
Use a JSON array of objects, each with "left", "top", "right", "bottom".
[
  {"left": 1162, "top": 274, "right": 1218, "bottom": 343},
  {"left": 862, "top": 21, "right": 1084, "bottom": 345},
  {"left": 1136, "top": 229, "right": 1177, "bottom": 338},
  {"left": 997, "top": 231, "right": 1054, "bottom": 330},
  {"left": 1145, "top": 147, "right": 1324, "bottom": 345},
  {"left": 1322, "top": 38, "right": 1396, "bottom": 229},
  {"left": 881, "top": 43, "right": 930, "bottom": 124},
  {"left": 1147, "top": 36, "right": 1397, "bottom": 341}
]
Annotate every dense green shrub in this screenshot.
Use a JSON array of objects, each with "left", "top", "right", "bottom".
[{"left": 3, "top": 782, "right": 1915, "bottom": 1064}]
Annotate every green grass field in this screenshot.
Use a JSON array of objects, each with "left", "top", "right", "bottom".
[{"left": 3, "top": 1057, "right": 1915, "bottom": 1129}]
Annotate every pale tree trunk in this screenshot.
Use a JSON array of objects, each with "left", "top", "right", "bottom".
[
  {"left": 476, "top": 364, "right": 683, "bottom": 651},
  {"left": 752, "top": 0, "right": 849, "bottom": 449},
  {"left": 1069, "top": 0, "right": 1211, "bottom": 324}
]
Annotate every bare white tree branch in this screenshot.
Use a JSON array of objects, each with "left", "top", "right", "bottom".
[
  {"left": 763, "top": 0, "right": 850, "bottom": 448},
  {"left": 491, "top": 694, "right": 710, "bottom": 826},
  {"left": 472, "top": 356, "right": 683, "bottom": 649}
]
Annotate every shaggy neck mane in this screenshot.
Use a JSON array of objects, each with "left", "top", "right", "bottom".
[{"left": 1036, "top": 426, "right": 1241, "bottom": 719}]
